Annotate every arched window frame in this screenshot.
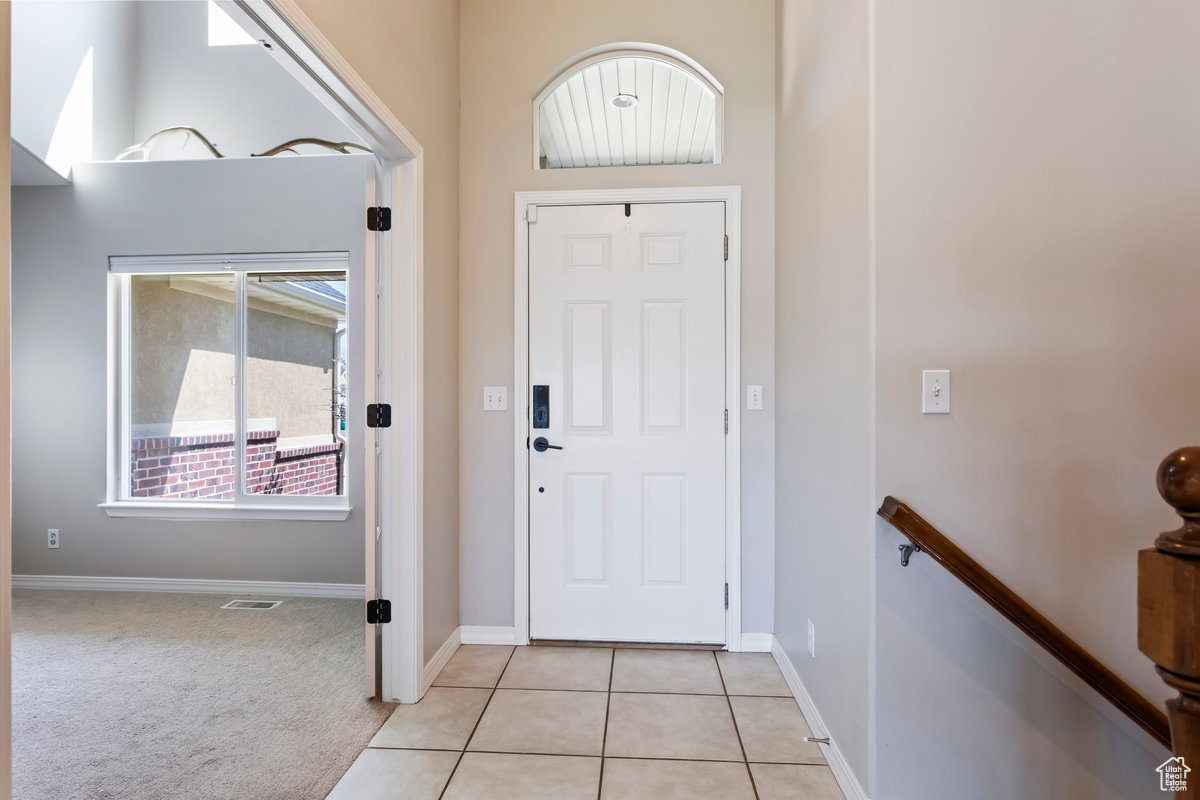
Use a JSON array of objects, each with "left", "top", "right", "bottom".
[{"left": 532, "top": 42, "right": 725, "bottom": 170}]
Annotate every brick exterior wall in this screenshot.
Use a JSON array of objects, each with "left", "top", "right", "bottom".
[{"left": 130, "top": 429, "right": 343, "bottom": 499}]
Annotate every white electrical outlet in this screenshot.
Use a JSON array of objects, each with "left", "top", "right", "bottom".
[
  {"left": 483, "top": 386, "right": 508, "bottom": 411},
  {"left": 747, "top": 384, "right": 763, "bottom": 411},
  {"left": 47, "top": 528, "right": 60, "bottom": 549},
  {"left": 922, "top": 369, "right": 951, "bottom": 414},
  {"left": 807, "top": 619, "right": 816, "bottom": 658}
]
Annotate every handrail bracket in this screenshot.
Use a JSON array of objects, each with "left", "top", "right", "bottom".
[{"left": 898, "top": 542, "right": 921, "bottom": 567}]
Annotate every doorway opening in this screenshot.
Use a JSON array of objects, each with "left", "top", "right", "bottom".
[{"left": 7, "top": 1, "right": 427, "bottom": 796}]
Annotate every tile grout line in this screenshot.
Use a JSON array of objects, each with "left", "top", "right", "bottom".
[
  {"left": 435, "top": 646, "right": 519, "bottom": 800},
  {"left": 597, "top": 648, "right": 616, "bottom": 800},
  {"left": 367, "top": 745, "right": 823, "bottom": 767},
  {"left": 432, "top": 683, "right": 786, "bottom": 698},
  {"left": 714, "top": 651, "right": 761, "bottom": 800}
]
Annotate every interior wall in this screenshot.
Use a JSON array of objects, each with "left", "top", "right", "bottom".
[
  {"left": 870, "top": 0, "right": 1200, "bottom": 796},
  {"left": 10, "top": 156, "right": 373, "bottom": 586},
  {"left": 777, "top": 0, "right": 1200, "bottom": 796},
  {"left": 133, "top": 0, "right": 359, "bottom": 159},
  {"left": 295, "top": 0, "right": 462, "bottom": 663},
  {"left": 875, "top": 525, "right": 1163, "bottom": 799},
  {"left": 458, "top": 0, "right": 777, "bottom": 636},
  {"left": 774, "top": 0, "right": 872, "bottom": 783},
  {"left": 10, "top": 0, "right": 136, "bottom": 166}
]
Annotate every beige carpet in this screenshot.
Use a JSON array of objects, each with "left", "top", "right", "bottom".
[{"left": 13, "top": 589, "right": 395, "bottom": 800}]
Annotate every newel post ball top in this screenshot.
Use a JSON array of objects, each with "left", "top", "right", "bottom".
[{"left": 1157, "top": 446, "right": 1200, "bottom": 556}]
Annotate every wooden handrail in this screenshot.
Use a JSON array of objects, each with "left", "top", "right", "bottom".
[{"left": 878, "top": 496, "right": 1171, "bottom": 749}]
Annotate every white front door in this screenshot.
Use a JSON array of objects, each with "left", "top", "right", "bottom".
[{"left": 528, "top": 201, "right": 727, "bottom": 644}]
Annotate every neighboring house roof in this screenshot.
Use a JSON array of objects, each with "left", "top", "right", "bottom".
[
  {"left": 166, "top": 274, "right": 347, "bottom": 325},
  {"left": 292, "top": 280, "right": 347, "bottom": 303},
  {"left": 247, "top": 277, "right": 347, "bottom": 323}
]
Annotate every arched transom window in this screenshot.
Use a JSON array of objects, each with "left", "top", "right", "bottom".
[{"left": 534, "top": 44, "right": 723, "bottom": 169}]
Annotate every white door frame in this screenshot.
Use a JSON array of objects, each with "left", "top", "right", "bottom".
[
  {"left": 225, "top": 0, "right": 425, "bottom": 703},
  {"left": 513, "top": 186, "right": 744, "bottom": 651}
]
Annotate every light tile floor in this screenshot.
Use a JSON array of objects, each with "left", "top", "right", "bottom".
[{"left": 328, "top": 645, "right": 844, "bottom": 800}]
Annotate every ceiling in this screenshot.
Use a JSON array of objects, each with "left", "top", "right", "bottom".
[{"left": 538, "top": 56, "right": 717, "bottom": 169}]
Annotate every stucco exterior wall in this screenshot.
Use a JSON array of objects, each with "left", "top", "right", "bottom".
[{"left": 131, "top": 277, "right": 340, "bottom": 440}]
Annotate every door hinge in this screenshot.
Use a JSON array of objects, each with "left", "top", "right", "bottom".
[
  {"left": 367, "top": 403, "right": 392, "bottom": 428},
  {"left": 724, "top": 409, "right": 729, "bottom": 434},
  {"left": 367, "top": 206, "right": 392, "bottom": 232},
  {"left": 725, "top": 583, "right": 730, "bottom": 610},
  {"left": 366, "top": 598, "right": 392, "bottom": 624},
  {"left": 723, "top": 234, "right": 729, "bottom": 261}
]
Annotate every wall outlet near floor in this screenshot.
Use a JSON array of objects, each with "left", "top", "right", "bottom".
[
  {"left": 483, "top": 386, "right": 508, "bottom": 411},
  {"left": 807, "top": 618, "right": 816, "bottom": 658},
  {"left": 47, "top": 528, "right": 60, "bottom": 549}
]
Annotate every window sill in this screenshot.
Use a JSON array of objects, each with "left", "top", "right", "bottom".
[{"left": 98, "top": 502, "right": 352, "bottom": 522}]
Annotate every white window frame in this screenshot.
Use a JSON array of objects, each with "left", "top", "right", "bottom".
[{"left": 102, "top": 251, "right": 352, "bottom": 521}]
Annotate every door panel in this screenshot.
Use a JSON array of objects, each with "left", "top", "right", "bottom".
[{"left": 528, "top": 202, "right": 726, "bottom": 644}]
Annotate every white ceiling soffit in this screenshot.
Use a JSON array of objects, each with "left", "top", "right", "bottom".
[{"left": 537, "top": 55, "right": 719, "bottom": 169}]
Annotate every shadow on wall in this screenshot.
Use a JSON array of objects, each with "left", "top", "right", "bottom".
[{"left": 874, "top": 524, "right": 1164, "bottom": 800}]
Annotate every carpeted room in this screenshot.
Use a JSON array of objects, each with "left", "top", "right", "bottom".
[
  {"left": 13, "top": 591, "right": 392, "bottom": 799},
  {"left": 8, "top": 2, "right": 394, "bottom": 797}
]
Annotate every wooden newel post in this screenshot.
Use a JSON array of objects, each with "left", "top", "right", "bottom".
[{"left": 1139, "top": 447, "right": 1200, "bottom": 784}]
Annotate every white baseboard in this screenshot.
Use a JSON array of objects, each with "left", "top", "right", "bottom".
[
  {"left": 738, "top": 632, "right": 774, "bottom": 652},
  {"left": 12, "top": 574, "right": 365, "bottom": 599},
  {"left": 422, "top": 627, "right": 462, "bottom": 693},
  {"left": 770, "top": 635, "right": 870, "bottom": 800},
  {"left": 460, "top": 625, "right": 518, "bottom": 645}
]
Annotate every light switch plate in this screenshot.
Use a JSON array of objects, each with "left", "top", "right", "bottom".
[
  {"left": 483, "top": 386, "right": 508, "bottom": 411},
  {"left": 747, "top": 385, "right": 763, "bottom": 411},
  {"left": 922, "top": 369, "right": 950, "bottom": 414}
]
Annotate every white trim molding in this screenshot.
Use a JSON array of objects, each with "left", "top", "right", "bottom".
[
  {"left": 12, "top": 574, "right": 365, "bottom": 599},
  {"left": 738, "top": 632, "right": 774, "bottom": 653},
  {"left": 460, "top": 626, "right": 519, "bottom": 646},
  {"left": 422, "top": 627, "right": 462, "bottom": 693},
  {"left": 513, "top": 186, "right": 743, "bottom": 650},
  {"left": 98, "top": 502, "right": 351, "bottom": 522},
  {"left": 770, "top": 636, "right": 871, "bottom": 800}
]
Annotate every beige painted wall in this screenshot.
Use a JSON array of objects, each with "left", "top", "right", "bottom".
[
  {"left": 459, "top": 0, "right": 777, "bottom": 632},
  {"left": 773, "top": 0, "right": 1200, "bottom": 794},
  {"left": 296, "top": 0, "right": 461, "bottom": 662},
  {"left": 774, "top": 0, "right": 872, "bottom": 780},
  {"left": 875, "top": 0, "right": 1200, "bottom": 716}
]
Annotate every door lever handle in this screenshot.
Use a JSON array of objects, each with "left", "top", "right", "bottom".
[{"left": 532, "top": 436, "right": 563, "bottom": 452}]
